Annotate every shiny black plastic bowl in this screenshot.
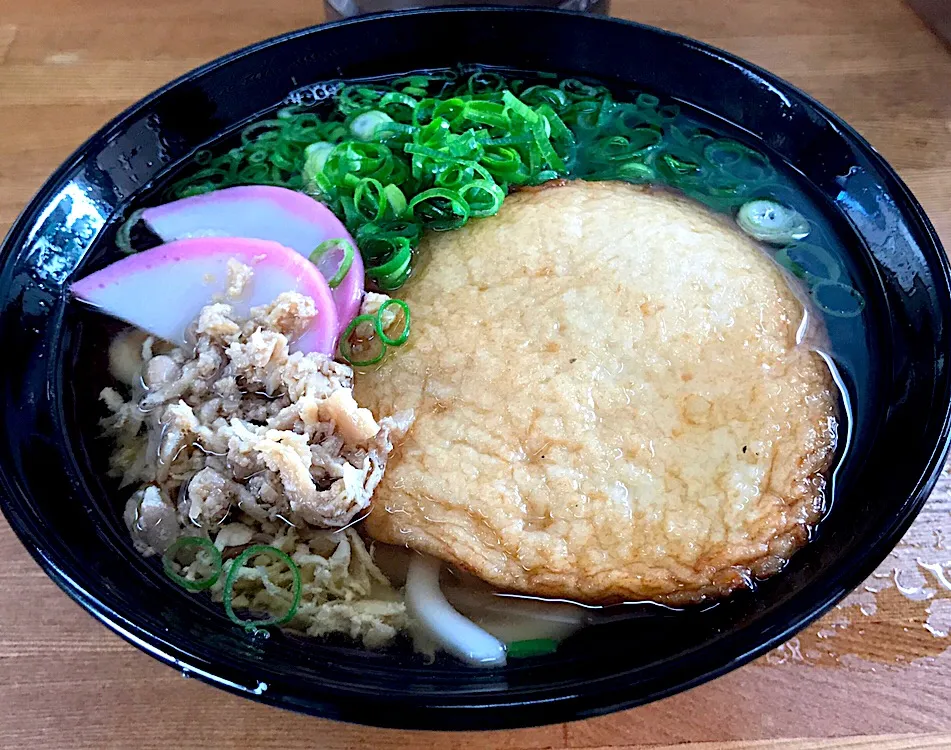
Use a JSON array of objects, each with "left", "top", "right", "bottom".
[{"left": 1, "top": 8, "right": 950, "bottom": 730}]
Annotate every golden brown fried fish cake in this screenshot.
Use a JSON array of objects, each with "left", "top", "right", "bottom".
[{"left": 356, "top": 181, "right": 838, "bottom": 605}]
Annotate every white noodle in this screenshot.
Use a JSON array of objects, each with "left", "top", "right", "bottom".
[{"left": 405, "top": 555, "right": 506, "bottom": 667}]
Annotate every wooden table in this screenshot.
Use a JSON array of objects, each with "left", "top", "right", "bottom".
[{"left": 2, "top": 0, "right": 951, "bottom": 747}]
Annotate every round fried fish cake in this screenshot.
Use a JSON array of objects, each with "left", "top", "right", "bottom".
[{"left": 356, "top": 180, "right": 838, "bottom": 605}]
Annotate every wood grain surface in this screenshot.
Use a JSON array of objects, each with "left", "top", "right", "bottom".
[{"left": 2, "top": 0, "right": 951, "bottom": 748}]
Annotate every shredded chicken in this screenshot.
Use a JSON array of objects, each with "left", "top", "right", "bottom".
[
  {"left": 102, "top": 283, "right": 414, "bottom": 647},
  {"left": 212, "top": 525, "right": 408, "bottom": 648},
  {"left": 357, "top": 292, "right": 401, "bottom": 340},
  {"left": 224, "top": 257, "right": 253, "bottom": 300}
]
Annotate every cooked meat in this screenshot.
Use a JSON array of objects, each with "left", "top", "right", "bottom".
[
  {"left": 108, "top": 329, "right": 150, "bottom": 387},
  {"left": 123, "top": 485, "right": 179, "bottom": 556},
  {"left": 102, "top": 279, "right": 412, "bottom": 645},
  {"left": 355, "top": 180, "right": 839, "bottom": 605},
  {"left": 102, "top": 290, "right": 408, "bottom": 535},
  {"left": 319, "top": 389, "right": 380, "bottom": 446},
  {"left": 224, "top": 257, "right": 253, "bottom": 300}
]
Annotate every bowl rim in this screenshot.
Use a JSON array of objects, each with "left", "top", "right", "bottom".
[{"left": 2, "top": 5, "right": 951, "bottom": 730}]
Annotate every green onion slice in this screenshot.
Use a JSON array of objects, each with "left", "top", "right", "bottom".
[
  {"left": 375, "top": 299, "right": 411, "bottom": 346},
  {"left": 737, "top": 199, "right": 810, "bottom": 245},
  {"left": 165, "top": 66, "right": 810, "bottom": 300},
  {"left": 365, "top": 236, "right": 413, "bottom": 290},
  {"left": 616, "top": 161, "right": 655, "bottom": 182},
  {"left": 660, "top": 152, "right": 702, "bottom": 176},
  {"left": 458, "top": 179, "right": 505, "bottom": 217},
  {"left": 635, "top": 92, "right": 661, "bottom": 110},
  {"left": 462, "top": 100, "right": 509, "bottom": 129},
  {"left": 521, "top": 84, "right": 570, "bottom": 110},
  {"left": 506, "top": 638, "right": 559, "bottom": 659},
  {"left": 703, "top": 140, "right": 772, "bottom": 183},
  {"left": 357, "top": 219, "right": 422, "bottom": 247},
  {"left": 536, "top": 104, "right": 573, "bottom": 147},
  {"left": 337, "top": 85, "right": 388, "bottom": 115},
  {"left": 382, "top": 183, "right": 408, "bottom": 217},
  {"left": 339, "top": 314, "right": 388, "bottom": 366},
  {"left": 223, "top": 545, "right": 302, "bottom": 632},
  {"left": 561, "top": 78, "right": 604, "bottom": 101},
  {"left": 776, "top": 243, "right": 842, "bottom": 283},
  {"left": 467, "top": 70, "right": 508, "bottom": 96},
  {"left": 162, "top": 536, "right": 223, "bottom": 592},
  {"left": 810, "top": 280, "right": 866, "bottom": 318},
  {"left": 379, "top": 91, "right": 419, "bottom": 121},
  {"left": 409, "top": 187, "right": 470, "bottom": 230},
  {"left": 350, "top": 110, "right": 394, "bottom": 141},
  {"left": 309, "top": 238, "right": 355, "bottom": 288},
  {"left": 116, "top": 208, "right": 145, "bottom": 254},
  {"left": 353, "top": 177, "right": 389, "bottom": 223}
]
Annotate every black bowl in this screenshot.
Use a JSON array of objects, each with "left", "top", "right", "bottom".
[{"left": 1, "top": 7, "right": 949, "bottom": 730}]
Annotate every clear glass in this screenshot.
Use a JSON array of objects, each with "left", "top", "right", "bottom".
[{"left": 324, "top": 0, "right": 609, "bottom": 21}]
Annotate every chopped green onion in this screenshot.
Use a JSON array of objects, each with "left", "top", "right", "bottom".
[
  {"left": 532, "top": 119, "right": 565, "bottom": 172},
  {"left": 374, "top": 121, "right": 417, "bottom": 139},
  {"left": 506, "top": 638, "right": 559, "bottom": 659},
  {"left": 500, "top": 90, "right": 537, "bottom": 123},
  {"left": 412, "top": 98, "right": 438, "bottom": 127},
  {"left": 223, "top": 545, "right": 302, "bottom": 632},
  {"left": 480, "top": 146, "right": 526, "bottom": 180},
  {"left": 350, "top": 110, "right": 394, "bottom": 141},
  {"left": 339, "top": 314, "right": 388, "bottom": 366},
  {"left": 309, "top": 238, "right": 355, "bottom": 288},
  {"left": 703, "top": 140, "right": 771, "bottom": 183},
  {"left": 485, "top": 133, "right": 534, "bottom": 147},
  {"left": 168, "top": 66, "right": 839, "bottom": 303},
  {"left": 616, "top": 161, "right": 655, "bottom": 181},
  {"left": 365, "top": 237, "right": 413, "bottom": 291},
  {"left": 379, "top": 91, "right": 419, "bottom": 121},
  {"left": 566, "top": 99, "right": 602, "bottom": 131},
  {"left": 660, "top": 152, "right": 701, "bottom": 176},
  {"left": 737, "top": 199, "right": 810, "bottom": 245},
  {"left": 304, "top": 141, "right": 334, "bottom": 170},
  {"left": 810, "top": 280, "right": 866, "bottom": 318},
  {"left": 536, "top": 104, "right": 573, "bottom": 147},
  {"left": 337, "top": 85, "right": 388, "bottom": 116},
  {"left": 357, "top": 219, "right": 422, "bottom": 248},
  {"left": 635, "top": 92, "right": 660, "bottom": 110},
  {"left": 462, "top": 100, "right": 509, "bottom": 129},
  {"left": 561, "top": 78, "right": 604, "bottom": 101},
  {"left": 521, "top": 84, "right": 570, "bottom": 110},
  {"left": 458, "top": 179, "right": 505, "bottom": 218},
  {"left": 409, "top": 188, "right": 470, "bottom": 230},
  {"left": 776, "top": 243, "right": 842, "bottom": 283},
  {"left": 593, "top": 129, "right": 662, "bottom": 162},
  {"left": 467, "top": 70, "right": 508, "bottom": 96},
  {"left": 433, "top": 98, "right": 467, "bottom": 128},
  {"left": 116, "top": 208, "right": 144, "bottom": 254},
  {"left": 382, "top": 183, "right": 408, "bottom": 217},
  {"left": 240, "top": 119, "right": 283, "bottom": 146},
  {"left": 375, "top": 298, "right": 411, "bottom": 346},
  {"left": 162, "top": 536, "right": 222, "bottom": 592},
  {"left": 353, "top": 178, "right": 390, "bottom": 223}
]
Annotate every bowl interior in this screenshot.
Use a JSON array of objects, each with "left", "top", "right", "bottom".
[{"left": 0, "top": 8, "right": 949, "bottom": 729}]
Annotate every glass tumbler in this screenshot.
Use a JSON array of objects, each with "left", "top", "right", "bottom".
[{"left": 324, "top": 0, "right": 609, "bottom": 21}]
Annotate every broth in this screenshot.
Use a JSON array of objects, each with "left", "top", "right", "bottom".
[{"left": 68, "top": 66, "right": 877, "bottom": 665}]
